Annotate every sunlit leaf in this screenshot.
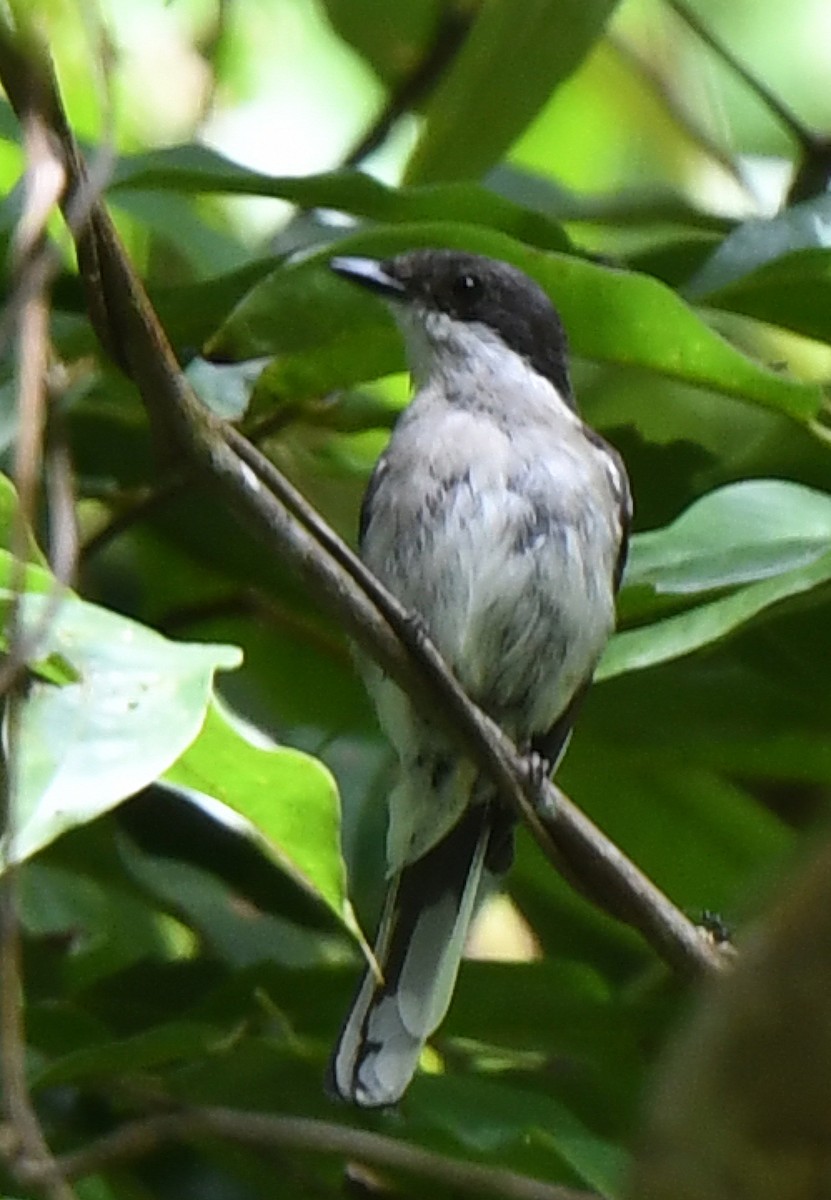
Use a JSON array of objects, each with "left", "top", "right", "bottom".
[
  {"left": 164, "top": 701, "right": 362, "bottom": 945},
  {"left": 3, "top": 592, "right": 241, "bottom": 868}
]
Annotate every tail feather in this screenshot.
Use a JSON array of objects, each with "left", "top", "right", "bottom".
[{"left": 329, "top": 804, "right": 495, "bottom": 1108}]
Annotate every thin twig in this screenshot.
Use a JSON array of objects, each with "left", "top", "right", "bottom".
[
  {"left": 55, "top": 1106, "right": 596, "bottom": 1200},
  {"left": 343, "top": 6, "right": 472, "bottom": 168},
  {"left": 664, "top": 0, "right": 816, "bottom": 151},
  {"left": 609, "top": 32, "right": 748, "bottom": 194}
]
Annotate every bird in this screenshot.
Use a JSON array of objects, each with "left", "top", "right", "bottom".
[{"left": 327, "top": 248, "right": 631, "bottom": 1108}]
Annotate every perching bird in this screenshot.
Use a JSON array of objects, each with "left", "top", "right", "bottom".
[{"left": 328, "top": 249, "right": 631, "bottom": 1108}]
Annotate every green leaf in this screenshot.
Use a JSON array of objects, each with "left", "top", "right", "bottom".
[
  {"left": 702, "top": 246, "right": 831, "bottom": 345},
  {"left": 0, "top": 548, "right": 80, "bottom": 683},
  {"left": 0, "top": 471, "right": 48, "bottom": 565},
  {"left": 625, "top": 480, "right": 831, "bottom": 595},
  {"left": 3, "top": 592, "right": 241, "bottom": 868},
  {"left": 600, "top": 551, "right": 831, "bottom": 680},
  {"left": 164, "top": 701, "right": 360, "bottom": 942},
  {"left": 110, "top": 149, "right": 571, "bottom": 253},
  {"left": 208, "top": 223, "right": 822, "bottom": 419},
  {"left": 413, "top": 1074, "right": 628, "bottom": 1196},
  {"left": 686, "top": 193, "right": 831, "bottom": 299},
  {"left": 405, "top": 0, "right": 619, "bottom": 183},
  {"left": 31, "top": 1020, "right": 224, "bottom": 1090},
  {"left": 26, "top": 650, "right": 81, "bottom": 686},
  {"left": 318, "top": 0, "right": 447, "bottom": 86},
  {"left": 600, "top": 481, "right": 831, "bottom": 678}
]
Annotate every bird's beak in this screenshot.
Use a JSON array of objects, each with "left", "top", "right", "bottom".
[{"left": 330, "top": 256, "right": 406, "bottom": 300}]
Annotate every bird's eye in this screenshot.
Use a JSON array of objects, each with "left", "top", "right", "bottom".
[{"left": 453, "top": 272, "right": 482, "bottom": 302}]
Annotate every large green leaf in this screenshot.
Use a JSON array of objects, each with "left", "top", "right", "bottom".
[
  {"left": 164, "top": 701, "right": 360, "bottom": 942},
  {"left": 602, "top": 481, "right": 831, "bottom": 678},
  {"left": 405, "top": 0, "right": 619, "bottom": 183},
  {"left": 625, "top": 480, "right": 831, "bottom": 596},
  {"left": 3, "top": 591, "right": 241, "bottom": 868},
  {"left": 109, "top": 148, "right": 570, "bottom": 253},
  {"left": 207, "top": 223, "right": 822, "bottom": 419},
  {"left": 601, "top": 552, "right": 831, "bottom": 680}
]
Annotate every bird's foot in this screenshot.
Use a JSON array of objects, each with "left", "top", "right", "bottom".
[
  {"left": 399, "top": 608, "right": 430, "bottom": 650},
  {"left": 525, "top": 749, "right": 553, "bottom": 794}
]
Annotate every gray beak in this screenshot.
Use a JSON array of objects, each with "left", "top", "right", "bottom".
[{"left": 330, "top": 256, "right": 406, "bottom": 300}]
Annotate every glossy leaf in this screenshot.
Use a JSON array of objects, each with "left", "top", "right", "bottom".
[
  {"left": 600, "top": 551, "right": 831, "bottom": 680},
  {"left": 4, "top": 591, "right": 241, "bottom": 868},
  {"left": 625, "top": 480, "right": 831, "bottom": 595},
  {"left": 208, "top": 223, "right": 822, "bottom": 419},
  {"left": 164, "top": 701, "right": 360, "bottom": 942},
  {"left": 600, "top": 481, "right": 831, "bottom": 678}
]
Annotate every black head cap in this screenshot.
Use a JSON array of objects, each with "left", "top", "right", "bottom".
[{"left": 331, "top": 249, "right": 574, "bottom": 405}]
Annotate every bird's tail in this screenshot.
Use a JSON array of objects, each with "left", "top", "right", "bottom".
[{"left": 328, "top": 803, "right": 508, "bottom": 1108}]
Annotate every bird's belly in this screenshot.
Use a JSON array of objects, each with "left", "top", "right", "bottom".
[{"left": 368, "top": 476, "right": 616, "bottom": 740}]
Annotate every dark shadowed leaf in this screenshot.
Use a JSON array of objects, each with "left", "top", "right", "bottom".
[
  {"left": 685, "top": 193, "right": 831, "bottom": 299},
  {"left": 702, "top": 246, "right": 831, "bottom": 345}
]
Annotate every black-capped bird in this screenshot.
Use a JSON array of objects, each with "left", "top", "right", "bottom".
[{"left": 328, "top": 249, "right": 631, "bottom": 1108}]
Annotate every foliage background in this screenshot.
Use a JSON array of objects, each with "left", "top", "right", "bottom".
[{"left": 4, "top": 1, "right": 831, "bottom": 1197}]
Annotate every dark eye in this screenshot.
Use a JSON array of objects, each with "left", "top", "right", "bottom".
[{"left": 452, "top": 272, "right": 483, "bottom": 302}]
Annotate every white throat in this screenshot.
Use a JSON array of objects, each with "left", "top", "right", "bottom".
[{"left": 393, "top": 304, "right": 578, "bottom": 428}]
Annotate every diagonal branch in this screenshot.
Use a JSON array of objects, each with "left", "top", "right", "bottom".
[{"left": 0, "top": 17, "right": 730, "bottom": 987}]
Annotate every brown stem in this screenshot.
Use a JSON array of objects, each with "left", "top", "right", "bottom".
[
  {"left": 0, "top": 89, "right": 79, "bottom": 1200},
  {"left": 0, "top": 9, "right": 730, "bottom": 1008},
  {"left": 56, "top": 1106, "right": 596, "bottom": 1200}
]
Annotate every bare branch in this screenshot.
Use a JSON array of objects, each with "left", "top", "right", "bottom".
[
  {"left": 0, "top": 94, "right": 78, "bottom": 1200},
  {"left": 56, "top": 1106, "right": 597, "bottom": 1200},
  {"left": 0, "top": 13, "right": 729, "bottom": 984}
]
